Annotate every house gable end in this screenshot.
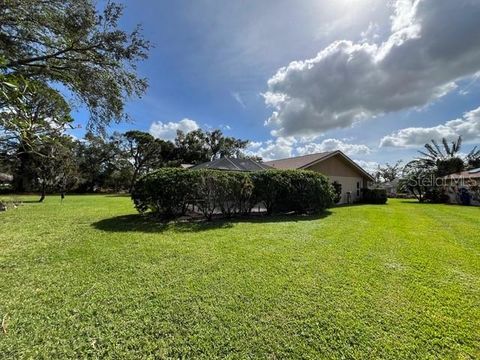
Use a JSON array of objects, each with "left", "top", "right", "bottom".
[{"left": 303, "top": 152, "right": 374, "bottom": 181}]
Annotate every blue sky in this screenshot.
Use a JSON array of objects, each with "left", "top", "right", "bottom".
[{"left": 70, "top": 0, "right": 480, "bottom": 172}]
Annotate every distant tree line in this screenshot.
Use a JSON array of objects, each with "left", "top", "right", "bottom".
[{"left": 0, "top": 126, "right": 253, "bottom": 200}]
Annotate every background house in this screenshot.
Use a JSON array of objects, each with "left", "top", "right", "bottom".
[
  {"left": 377, "top": 178, "right": 401, "bottom": 197},
  {"left": 441, "top": 168, "right": 480, "bottom": 205},
  {"left": 266, "top": 151, "right": 374, "bottom": 204}
]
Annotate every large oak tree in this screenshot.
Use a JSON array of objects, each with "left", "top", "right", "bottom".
[{"left": 0, "top": 0, "right": 150, "bottom": 131}]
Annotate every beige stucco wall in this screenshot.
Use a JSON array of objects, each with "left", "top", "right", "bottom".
[
  {"left": 308, "top": 156, "right": 360, "bottom": 177},
  {"left": 306, "top": 155, "right": 368, "bottom": 204},
  {"left": 328, "top": 175, "right": 364, "bottom": 204}
]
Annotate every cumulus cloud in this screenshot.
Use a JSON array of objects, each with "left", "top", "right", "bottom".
[
  {"left": 353, "top": 160, "right": 379, "bottom": 174},
  {"left": 296, "top": 138, "right": 371, "bottom": 156},
  {"left": 380, "top": 106, "right": 480, "bottom": 147},
  {"left": 264, "top": 0, "right": 480, "bottom": 137},
  {"left": 149, "top": 118, "right": 199, "bottom": 140},
  {"left": 246, "top": 137, "right": 371, "bottom": 161},
  {"left": 246, "top": 137, "right": 295, "bottom": 161},
  {"left": 360, "top": 22, "right": 380, "bottom": 42}
]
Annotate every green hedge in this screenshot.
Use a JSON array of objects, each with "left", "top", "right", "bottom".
[
  {"left": 132, "top": 168, "right": 197, "bottom": 217},
  {"left": 132, "top": 168, "right": 334, "bottom": 219},
  {"left": 361, "top": 188, "right": 388, "bottom": 204}
]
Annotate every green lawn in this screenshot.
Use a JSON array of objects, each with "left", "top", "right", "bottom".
[{"left": 0, "top": 196, "right": 479, "bottom": 359}]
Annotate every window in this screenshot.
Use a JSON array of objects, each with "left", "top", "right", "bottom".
[{"left": 356, "top": 181, "right": 360, "bottom": 196}]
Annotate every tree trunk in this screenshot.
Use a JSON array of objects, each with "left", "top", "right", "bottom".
[
  {"left": 14, "top": 150, "right": 32, "bottom": 192},
  {"left": 129, "top": 169, "right": 139, "bottom": 193},
  {"left": 39, "top": 183, "right": 46, "bottom": 202}
]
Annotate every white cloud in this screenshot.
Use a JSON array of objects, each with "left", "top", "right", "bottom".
[
  {"left": 247, "top": 141, "right": 263, "bottom": 150},
  {"left": 380, "top": 106, "right": 480, "bottom": 147},
  {"left": 353, "top": 160, "right": 379, "bottom": 174},
  {"left": 149, "top": 118, "right": 199, "bottom": 141},
  {"left": 296, "top": 138, "right": 371, "bottom": 156},
  {"left": 246, "top": 137, "right": 371, "bottom": 161},
  {"left": 361, "top": 22, "right": 380, "bottom": 42},
  {"left": 231, "top": 92, "right": 246, "bottom": 108},
  {"left": 264, "top": 0, "right": 480, "bottom": 137},
  {"left": 246, "top": 137, "right": 295, "bottom": 161}
]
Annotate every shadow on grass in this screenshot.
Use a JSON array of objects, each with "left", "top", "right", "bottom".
[
  {"left": 334, "top": 202, "right": 388, "bottom": 208},
  {"left": 91, "top": 211, "right": 332, "bottom": 233}
]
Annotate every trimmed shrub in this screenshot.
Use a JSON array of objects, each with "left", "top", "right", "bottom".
[
  {"left": 251, "top": 169, "right": 333, "bottom": 214},
  {"left": 361, "top": 188, "right": 388, "bottom": 204},
  {"left": 193, "top": 170, "right": 254, "bottom": 219},
  {"left": 132, "top": 168, "right": 197, "bottom": 217},
  {"left": 132, "top": 168, "right": 335, "bottom": 219},
  {"left": 250, "top": 170, "right": 290, "bottom": 214},
  {"left": 276, "top": 170, "right": 334, "bottom": 213},
  {"left": 222, "top": 171, "right": 254, "bottom": 216},
  {"left": 424, "top": 187, "right": 449, "bottom": 203}
]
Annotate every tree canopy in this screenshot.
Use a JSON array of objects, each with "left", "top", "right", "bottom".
[
  {"left": 416, "top": 136, "right": 480, "bottom": 176},
  {"left": 1, "top": 0, "right": 150, "bottom": 130},
  {"left": 174, "top": 129, "right": 249, "bottom": 164},
  {"left": 0, "top": 80, "right": 73, "bottom": 154},
  {"left": 122, "top": 130, "right": 175, "bottom": 191},
  {"left": 374, "top": 161, "right": 403, "bottom": 183}
]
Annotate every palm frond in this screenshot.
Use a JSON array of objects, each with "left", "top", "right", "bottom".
[
  {"left": 442, "top": 138, "right": 451, "bottom": 157},
  {"left": 431, "top": 139, "right": 445, "bottom": 159},
  {"left": 423, "top": 143, "right": 438, "bottom": 158},
  {"left": 467, "top": 146, "right": 480, "bottom": 159},
  {"left": 418, "top": 150, "right": 436, "bottom": 160},
  {"left": 453, "top": 136, "right": 462, "bottom": 154}
]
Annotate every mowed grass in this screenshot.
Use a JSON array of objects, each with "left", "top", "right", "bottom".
[{"left": 0, "top": 196, "right": 479, "bottom": 359}]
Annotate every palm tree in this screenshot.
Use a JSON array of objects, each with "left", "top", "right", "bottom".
[
  {"left": 418, "top": 136, "right": 463, "bottom": 167},
  {"left": 466, "top": 146, "right": 480, "bottom": 169},
  {"left": 416, "top": 136, "right": 466, "bottom": 176}
]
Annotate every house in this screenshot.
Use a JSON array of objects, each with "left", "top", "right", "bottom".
[
  {"left": 265, "top": 150, "right": 374, "bottom": 204},
  {"left": 190, "top": 157, "right": 272, "bottom": 172},
  {"left": 378, "top": 178, "right": 400, "bottom": 197},
  {"left": 441, "top": 168, "right": 480, "bottom": 205}
]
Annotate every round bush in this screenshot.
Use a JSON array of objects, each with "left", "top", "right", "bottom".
[
  {"left": 361, "top": 188, "right": 388, "bottom": 204},
  {"left": 132, "top": 168, "right": 335, "bottom": 219},
  {"left": 132, "top": 168, "right": 198, "bottom": 217}
]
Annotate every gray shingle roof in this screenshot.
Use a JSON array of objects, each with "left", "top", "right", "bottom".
[
  {"left": 190, "top": 158, "right": 273, "bottom": 172},
  {"left": 265, "top": 151, "right": 334, "bottom": 169},
  {"left": 265, "top": 150, "right": 375, "bottom": 181}
]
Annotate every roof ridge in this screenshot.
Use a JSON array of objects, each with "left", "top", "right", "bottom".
[
  {"left": 224, "top": 157, "right": 241, "bottom": 170},
  {"left": 266, "top": 151, "right": 335, "bottom": 162}
]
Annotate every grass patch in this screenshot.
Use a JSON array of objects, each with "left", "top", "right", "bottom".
[{"left": 0, "top": 196, "right": 479, "bottom": 358}]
